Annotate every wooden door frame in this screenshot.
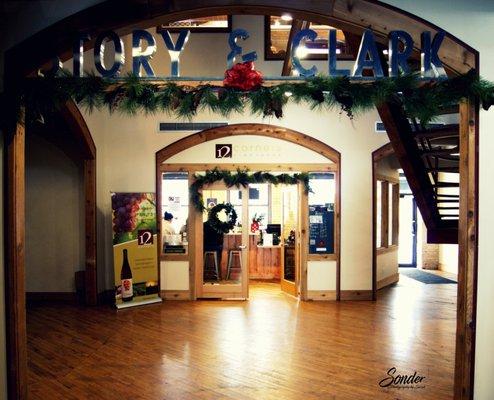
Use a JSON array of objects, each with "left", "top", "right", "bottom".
[
  {"left": 4, "top": 1, "right": 479, "bottom": 399},
  {"left": 156, "top": 124, "right": 341, "bottom": 302}
]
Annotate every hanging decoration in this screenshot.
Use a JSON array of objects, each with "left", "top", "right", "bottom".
[
  {"left": 4, "top": 68, "right": 494, "bottom": 129},
  {"left": 207, "top": 203, "right": 238, "bottom": 234},
  {"left": 223, "top": 61, "right": 263, "bottom": 91},
  {"left": 190, "top": 168, "right": 310, "bottom": 212}
]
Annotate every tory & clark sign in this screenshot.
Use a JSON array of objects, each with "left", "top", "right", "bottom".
[{"left": 45, "top": 27, "right": 447, "bottom": 80}]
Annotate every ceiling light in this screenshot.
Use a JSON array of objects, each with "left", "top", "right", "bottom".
[{"left": 281, "top": 14, "right": 293, "bottom": 21}]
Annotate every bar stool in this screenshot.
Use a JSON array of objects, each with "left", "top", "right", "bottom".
[
  {"left": 226, "top": 250, "right": 242, "bottom": 280},
  {"left": 203, "top": 251, "right": 219, "bottom": 281}
]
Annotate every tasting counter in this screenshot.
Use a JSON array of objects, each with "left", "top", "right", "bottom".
[{"left": 221, "top": 233, "right": 282, "bottom": 280}]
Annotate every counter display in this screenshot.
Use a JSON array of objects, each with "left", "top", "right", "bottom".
[{"left": 223, "top": 233, "right": 281, "bottom": 280}]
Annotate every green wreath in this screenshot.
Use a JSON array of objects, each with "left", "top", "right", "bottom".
[{"left": 208, "top": 203, "right": 238, "bottom": 234}]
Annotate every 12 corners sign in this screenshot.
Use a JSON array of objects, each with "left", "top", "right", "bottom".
[
  {"left": 216, "top": 144, "right": 232, "bottom": 158},
  {"left": 43, "top": 25, "right": 447, "bottom": 79}
]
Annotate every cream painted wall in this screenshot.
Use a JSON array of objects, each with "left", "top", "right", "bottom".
[
  {"left": 439, "top": 244, "right": 459, "bottom": 274},
  {"left": 25, "top": 134, "right": 85, "bottom": 292}
]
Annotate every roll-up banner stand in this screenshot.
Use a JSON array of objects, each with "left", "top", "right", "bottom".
[{"left": 111, "top": 192, "right": 162, "bottom": 309}]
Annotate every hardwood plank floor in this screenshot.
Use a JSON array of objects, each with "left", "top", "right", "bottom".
[{"left": 27, "top": 273, "right": 457, "bottom": 399}]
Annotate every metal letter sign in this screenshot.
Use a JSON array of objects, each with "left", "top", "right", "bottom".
[
  {"left": 388, "top": 30, "right": 414, "bottom": 76},
  {"left": 328, "top": 29, "right": 350, "bottom": 77},
  {"left": 94, "top": 31, "right": 124, "bottom": 77},
  {"left": 132, "top": 30, "right": 157, "bottom": 77},
  {"left": 227, "top": 29, "right": 257, "bottom": 69},
  {"left": 292, "top": 29, "right": 318, "bottom": 77},
  {"left": 160, "top": 29, "right": 190, "bottom": 77},
  {"left": 353, "top": 29, "right": 384, "bottom": 78},
  {"left": 73, "top": 33, "right": 90, "bottom": 77},
  {"left": 421, "top": 31, "right": 447, "bottom": 78}
]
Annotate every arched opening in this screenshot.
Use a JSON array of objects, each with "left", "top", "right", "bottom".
[{"left": 156, "top": 123, "right": 341, "bottom": 301}]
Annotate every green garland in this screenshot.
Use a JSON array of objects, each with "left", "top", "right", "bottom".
[
  {"left": 191, "top": 168, "right": 310, "bottom": 212},
  {"left": 4, "top": 68, "right": 494, "bottom": 128},
  {"left": 207, "top": 203, "right": 238, "bottom": 234}
]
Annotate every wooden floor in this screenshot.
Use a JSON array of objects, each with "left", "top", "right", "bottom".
[{"left": 27, "top": 272, "right": 457, "bottom": 399}]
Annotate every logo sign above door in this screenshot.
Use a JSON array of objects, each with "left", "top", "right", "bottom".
[
  {"left": 216, "top": 144, "right": 233, "bottom": 158},
  {"left": 52, "top": 27, "right": 447, "bottom": 80}
]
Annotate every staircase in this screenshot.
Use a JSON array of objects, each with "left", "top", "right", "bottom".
[{"left": 377, "top": 99, "right": 460, "bottom": 244}]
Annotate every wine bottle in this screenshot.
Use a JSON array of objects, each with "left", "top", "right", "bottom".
[{"left": 121, "top": 249, "right": 133, "bottom": 302}]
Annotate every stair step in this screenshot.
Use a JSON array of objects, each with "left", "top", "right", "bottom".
[
  {"left": 421, "top": 147, "right": 460, "bottom": 157},
  {"left": 436, "top": 194, "right": 460, "bottom": 198},
  {"left": 436, "top": 199, "right": 460, "bottom": 203},
  {"left": 438, "top": 206, "right": 460, "bottom": 210},
  {"left": 414, "top": 124, "right": 459, "bottom": 139},
  {"left": 433, "top": 182, "right": 460, "bottom": 188},
  {"left": 426, "top": 166, "right": 459, "bottom": 173}
]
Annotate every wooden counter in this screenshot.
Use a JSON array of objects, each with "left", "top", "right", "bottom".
[{"left": 221, "top": 233, "right": 281, "bottom": 280}]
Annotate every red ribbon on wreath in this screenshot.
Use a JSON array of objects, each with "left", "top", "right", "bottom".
[{"left": 223, "top": 61, "right": 263, "bottom": 91}]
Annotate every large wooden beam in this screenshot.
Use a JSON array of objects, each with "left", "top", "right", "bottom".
[
  {"left": 5, "top": 109, "right": 27, "bottom": 400},
  {"left": 377, "top": 99, "right": 440, "bottom": 230},
  {"left": 84, "top": 158, "right": 97, "bottom": 306},
  {"left": 454, "top": 99, "right": 478, "bottom": 400}
]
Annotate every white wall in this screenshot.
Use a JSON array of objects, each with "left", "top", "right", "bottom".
[
  {"left": 439, "top": 244, "right": 459, "bottom": 274},
  {"left": 25, "top": 134, "right": 85, "bottom": 292}
]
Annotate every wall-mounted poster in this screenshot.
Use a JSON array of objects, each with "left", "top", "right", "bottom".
[{"left": 111, "top": 192, "right": 162, "bottom": 309}]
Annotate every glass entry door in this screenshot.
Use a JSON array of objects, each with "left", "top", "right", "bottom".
[
  {"left": 280, "top": 184, "right": 300, "bottom": 297},
  {"left": 199, "top": 182, "right": 249, "bottom": 299},
  {"left": 398, "top": 195, "right": 417, "bottom": 267}
]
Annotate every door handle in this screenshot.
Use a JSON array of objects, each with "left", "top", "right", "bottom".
[{"left": 238, "top": 245, "right": 247, "bottom": 249}]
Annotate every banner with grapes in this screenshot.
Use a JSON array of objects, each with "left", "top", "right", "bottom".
[{"left": 111, "top": 192, "right": 161, "bottom": 309}]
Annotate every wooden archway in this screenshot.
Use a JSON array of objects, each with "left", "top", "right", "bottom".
[
  {"left": 3, "top": 2, "right": 478, "bottom": 400},
  {"left": 156, "top": 123, "right": 340, "bottom": 164},
  {"left": 156, "top": 122, "right": 341, "bottom": 301}
]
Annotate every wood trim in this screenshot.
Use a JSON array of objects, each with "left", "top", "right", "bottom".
[
  {"left": 375, "top": 174, "right": 399, "bottom": 184},
  {"left": 299, "top": 183, "right": 309, "bottom": 301},
  {"left": 160, "top": 163, "right": 337, "bottom": 172},
  {"left": 340, "top": 290, "right": 373, "bottom": 301},
  {"left": 376, "top": 245, "right": 398, "bottom": 255},
  {"left": 5, "top": 110, "right": 27, "bottom": 400},
  {"left": 380, "top": 181, "right": 389, "bottom": 248},
  {"left": 373, "top": 143, "right": 395, "bottom": 162},
  {"left": 454, "top": 100, "right": 478, "bottom": 400},
  {"left": 307, "top": 253, "right": 337, "bottom": 261},
  {"left": 377, "top": 273, "right": 399, "bottom": 290},
  {"left": 156, "top": 124, "right": 340, "bottom": 164},
  {"left": 391, "top": 183, "right": 400, "bottom": 246},
  {"left": 159, "top": 290, "right": 190, "bottom": 300},
  {"left": 307, "top": 290, "right": 337, "bottom": 301},
  {"left": 83, "top": 159, "right": 97, "bottom": 306},
  {"left": 161, "top": 254, "right": 189, "bottom": 261},
  {"left": 25, "top": 292, "right": 77, "bottom": 304},
  {"left": 187, "top": 174, "right": 196, "bottom": 300}
]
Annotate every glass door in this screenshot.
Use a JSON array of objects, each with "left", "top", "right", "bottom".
[
  {"left": 199, "top": 182, "right": 249, "bottom": 299},
  {"left": 280, "top": 184, "right": 299, "bottom": 297},
  {"left": 398, "top": 195, "right": 417, "bottom": 267}
]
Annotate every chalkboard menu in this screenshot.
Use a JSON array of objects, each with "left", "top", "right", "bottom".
[{"left": 309, "top": 205, "right": 334, "bottom": 254}]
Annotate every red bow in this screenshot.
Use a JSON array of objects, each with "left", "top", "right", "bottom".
[{"left": 223, "top": 61, "right": 263, "bottom": 91}]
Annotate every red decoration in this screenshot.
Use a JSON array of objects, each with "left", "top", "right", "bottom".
[
  {"left": 223, "top": 61, "right": 263, "bottom": 91},
  {"left": 250, "top": 221, "right": 259, "bottom": 233}
]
